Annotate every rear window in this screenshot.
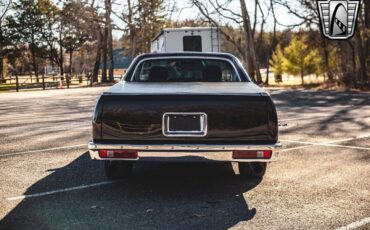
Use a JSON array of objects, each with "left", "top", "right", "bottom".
[
  {"left": 133, "top": 58, "right": 239, "bottom": 82},
  {"left": 183, "top": 36, "right": 202, "bottom": 52}
]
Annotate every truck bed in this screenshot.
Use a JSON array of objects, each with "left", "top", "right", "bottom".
[{"left": 92, "top": 82, "right": 278, "bottom": 145}]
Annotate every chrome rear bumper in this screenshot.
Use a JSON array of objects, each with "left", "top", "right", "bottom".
[{"left": 88, "top": 142, "right": 282, "bottom": 162}]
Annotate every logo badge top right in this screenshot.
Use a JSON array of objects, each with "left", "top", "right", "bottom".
[{"left": 317, "top": 0, "right": 361, "bottom": 40}]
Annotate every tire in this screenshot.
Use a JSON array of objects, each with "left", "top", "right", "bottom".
[
  {"left": 104, "top": 161, "right": 133, "bottom": 180},
  {"left": 238, "top": 162, "right": 267, "bottom": 179}
]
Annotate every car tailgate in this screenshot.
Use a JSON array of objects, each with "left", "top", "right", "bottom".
[{"left": 97, "top": 93, "right": 278, "bottom": 144}]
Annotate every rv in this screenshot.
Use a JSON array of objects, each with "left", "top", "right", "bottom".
[{"left": 151, "top": 27, "right": 220, "bottom": 53}]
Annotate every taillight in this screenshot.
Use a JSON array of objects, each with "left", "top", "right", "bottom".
[
  {"left": 99, "top": 150, "right": 138, "bottom": 159},
  {"left": 232, "top": 150, "right": 272, "bottom": 159}
]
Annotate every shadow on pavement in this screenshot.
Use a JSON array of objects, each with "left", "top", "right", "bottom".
[
  {"left": 1, "top": 153, "right": 261, "bottom": 229},
  {"left": 271, "top": 90, "right": 370, "bottom": 134}
]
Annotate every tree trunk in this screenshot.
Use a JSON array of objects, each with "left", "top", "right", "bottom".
[
  {"left": 127, "top": 0, "right": 136, "bottom": 58},
  {"left": 301, "top": 73, "right": 304, "bottom": 85},
  {"left": 81, "top": 48, "right": 86, "bottom": 79},
  {"left": 69, "top": 50, "right": 73, "bottom": 76},
  {"left": 0, "top": 0, "right": 11, "bottom": 82},
  {"left": 265, "top": 20, "right": 277, "bottom": 85},
  {"left": 348, "top": 41, "right": 357, "bottom": 87},
  {"left": 355, "top": 31, "right": 367, "bottom": 85},
  {"left": 301, "top": 62, "right": 304, "bottom": 85},
  {"left": 101, "top": 27, "right": 108, "bottom": 83},
  {"left": 42, "top": 73, "right": 45, "bottom": 90},
  {"left": 66, "top": 50, "right": 72, "bottom": 88},
  {"left": 363, "top": 1, "right": 369, "bottom": 84},
  {"left": 101, "top": 0, "right": 110, "bottom": 83},
  {"left": 59, "top": 22, "right": 64, "bottom": 77},
  {"left": 358, "top": 48, "right": 367, "bottom": 85},
  {"left": 15, "top": 74, "right": 19, "bottom": 92},
  {"left": 30, "top": 19, "right": 39, "bottom": 83},
  {"left": 107, "top": 0, "right": 114, "bottom": 82},
  {"left": 31, "top": 48, "right": 39, "bottom": 83},
  {"left": 108, "top": 30, "right": 114, "bottom": 82},
  {"left": 93, "top": 28, "right": 103, "bottom": 83},
  {"left": 239, "top": 0, "right": 262, "bottom": 84},
  {"left": 322, "top": 39, "right": 333, "bottom": 81},
  {"left": 131, "top": 31, "right": 137, "bottom": 59},
  {"left": 365, "top": 1, "right": 370, "bottom": 84},
  {"left": 252, "top": 0, "right": 257, "bottom": 39},
  {"left": 366, "top": 0, "right": 369, "bottom": 28},
  {"left": 256, "top": 20, "right": 264, "bottom": 58},
  {"left": 0, "top": 21, "right": 3, "bottom": 82}
]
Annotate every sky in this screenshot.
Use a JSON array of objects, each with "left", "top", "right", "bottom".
[
  {"left": 112, "top": 0, "right": 303, "bottom": 39},
  {"left": 2, "top": 0, "right": 303, "bottom": 39}
]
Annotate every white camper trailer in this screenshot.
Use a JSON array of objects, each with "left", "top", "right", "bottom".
[{"left": 151, "top": 27, "right": 220, "bottom": 53}]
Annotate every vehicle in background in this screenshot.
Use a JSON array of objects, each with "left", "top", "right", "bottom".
[{"left": 151, "top": 27, "right": 220, "bottom": 53}]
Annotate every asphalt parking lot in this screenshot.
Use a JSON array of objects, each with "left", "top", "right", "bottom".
[{"left": 0, "top": 87, "right": 369, "bottom": 229}]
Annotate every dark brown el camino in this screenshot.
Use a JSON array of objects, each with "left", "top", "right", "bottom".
[{"left": 88, "top": 52, "right": 281, "bottom": 179}]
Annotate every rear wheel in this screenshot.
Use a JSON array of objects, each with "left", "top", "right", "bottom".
[
  {"left": 104, "top": 161, "right": 133, "bottom": 180},
  {"left": 238, "top": 162, "right": 267, "bottom": 179}
]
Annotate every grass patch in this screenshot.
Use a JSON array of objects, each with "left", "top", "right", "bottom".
[{"left": 0, "top": 84, "right": 16, "bottom": 91}]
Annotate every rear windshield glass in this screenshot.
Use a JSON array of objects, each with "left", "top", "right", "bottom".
[{"left": 132, "top": 58, "right": 239, "bottom": 82}]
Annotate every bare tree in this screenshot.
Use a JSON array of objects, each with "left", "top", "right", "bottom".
[
  {"left": 0, "top": 0, "right": 11, "bottom": 25},
  {"left": 92, "top": 26, "right": 103, "bottom": 83},
  {"left": 126, "top": 0, "right": 136, "bottom": 58},
  {"left": 265, "top": 0, "right": 277, "bottom": 85},
  {"left": 7, "top": 0, "right": 54, "bottom": 83},
  {"left": 0, "top": 0, "right": 11, "bottom": 81},
  {"left": 85, "top": 0, "right": 104, "bottom": 83},
  {"left": 191, "top": 0, "right": 262, "bottom": 83},
  {"left": 239, "top": 0, "right": 262, "bottom": 83},
  {"left": 59, "top": 19, "right": 64, "bottom": 77},
  {"left": 107, "top": 0, "right": 114, "bottom": 83},
  {"left": 101, "top": 0, "right": 110, "bottom": 83}
]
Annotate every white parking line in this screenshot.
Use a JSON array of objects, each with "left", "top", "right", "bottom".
[
  {"left": 282, "top": 140, "right": 370, "bottom": 151},
  {"left": 6, "top": 181, "right": 120, "bottom": 201},
  {"left": 0, "top": 144, "right": 86, "bottom": 158},
  {"left": 281, "top": 144, "right": 311, "bottom": 152},
  {"left": 335, "top": 217, "right": 370, "bottom": 230},
  {"left": 279, "top": 115, "right": 332, "bottom": 122},
  {"left": 281, "top": 134, "right": 370, "bottom": 152}
]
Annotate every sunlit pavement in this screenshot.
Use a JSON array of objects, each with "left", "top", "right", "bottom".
[{"left": 0, "top": 87, "right": 369, "bottom": 229}]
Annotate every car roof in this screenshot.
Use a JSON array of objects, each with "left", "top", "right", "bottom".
[
  {"left": 123, "top": 52, "right": 251, "bottom": 82},
  {"left": 136, "top": 52, "right": 238, "bottom": 60}
]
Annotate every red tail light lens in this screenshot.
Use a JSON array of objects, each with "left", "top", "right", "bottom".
[
  {"left": 99, "top": 150, "right": 138, "bottom": 159},
  {"left": 99, "top": 150, "right": 108, "bottom": 158},
  {"left": 232, "top": 150, "right": 272, "bottom": 159}
]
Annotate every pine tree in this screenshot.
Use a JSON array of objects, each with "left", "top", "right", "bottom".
[
  {"left": 0, "top": 0, "right": 12, "bottom": 81},
  {"left": 6, "top": 0, "right": 52, "bottom": 82},
  {"left": 282, "top": 37, "right": 320, "bottom": 85},
  {"left": 61, "top": 1, "right": 91, "bottom": 80},
  {"left": 269, "top": 44, "right": 284, "bottom": 82}
]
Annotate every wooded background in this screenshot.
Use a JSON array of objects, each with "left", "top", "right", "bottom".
[{"left": 0, "top": 0, "right": 368, "bottom": 88}]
